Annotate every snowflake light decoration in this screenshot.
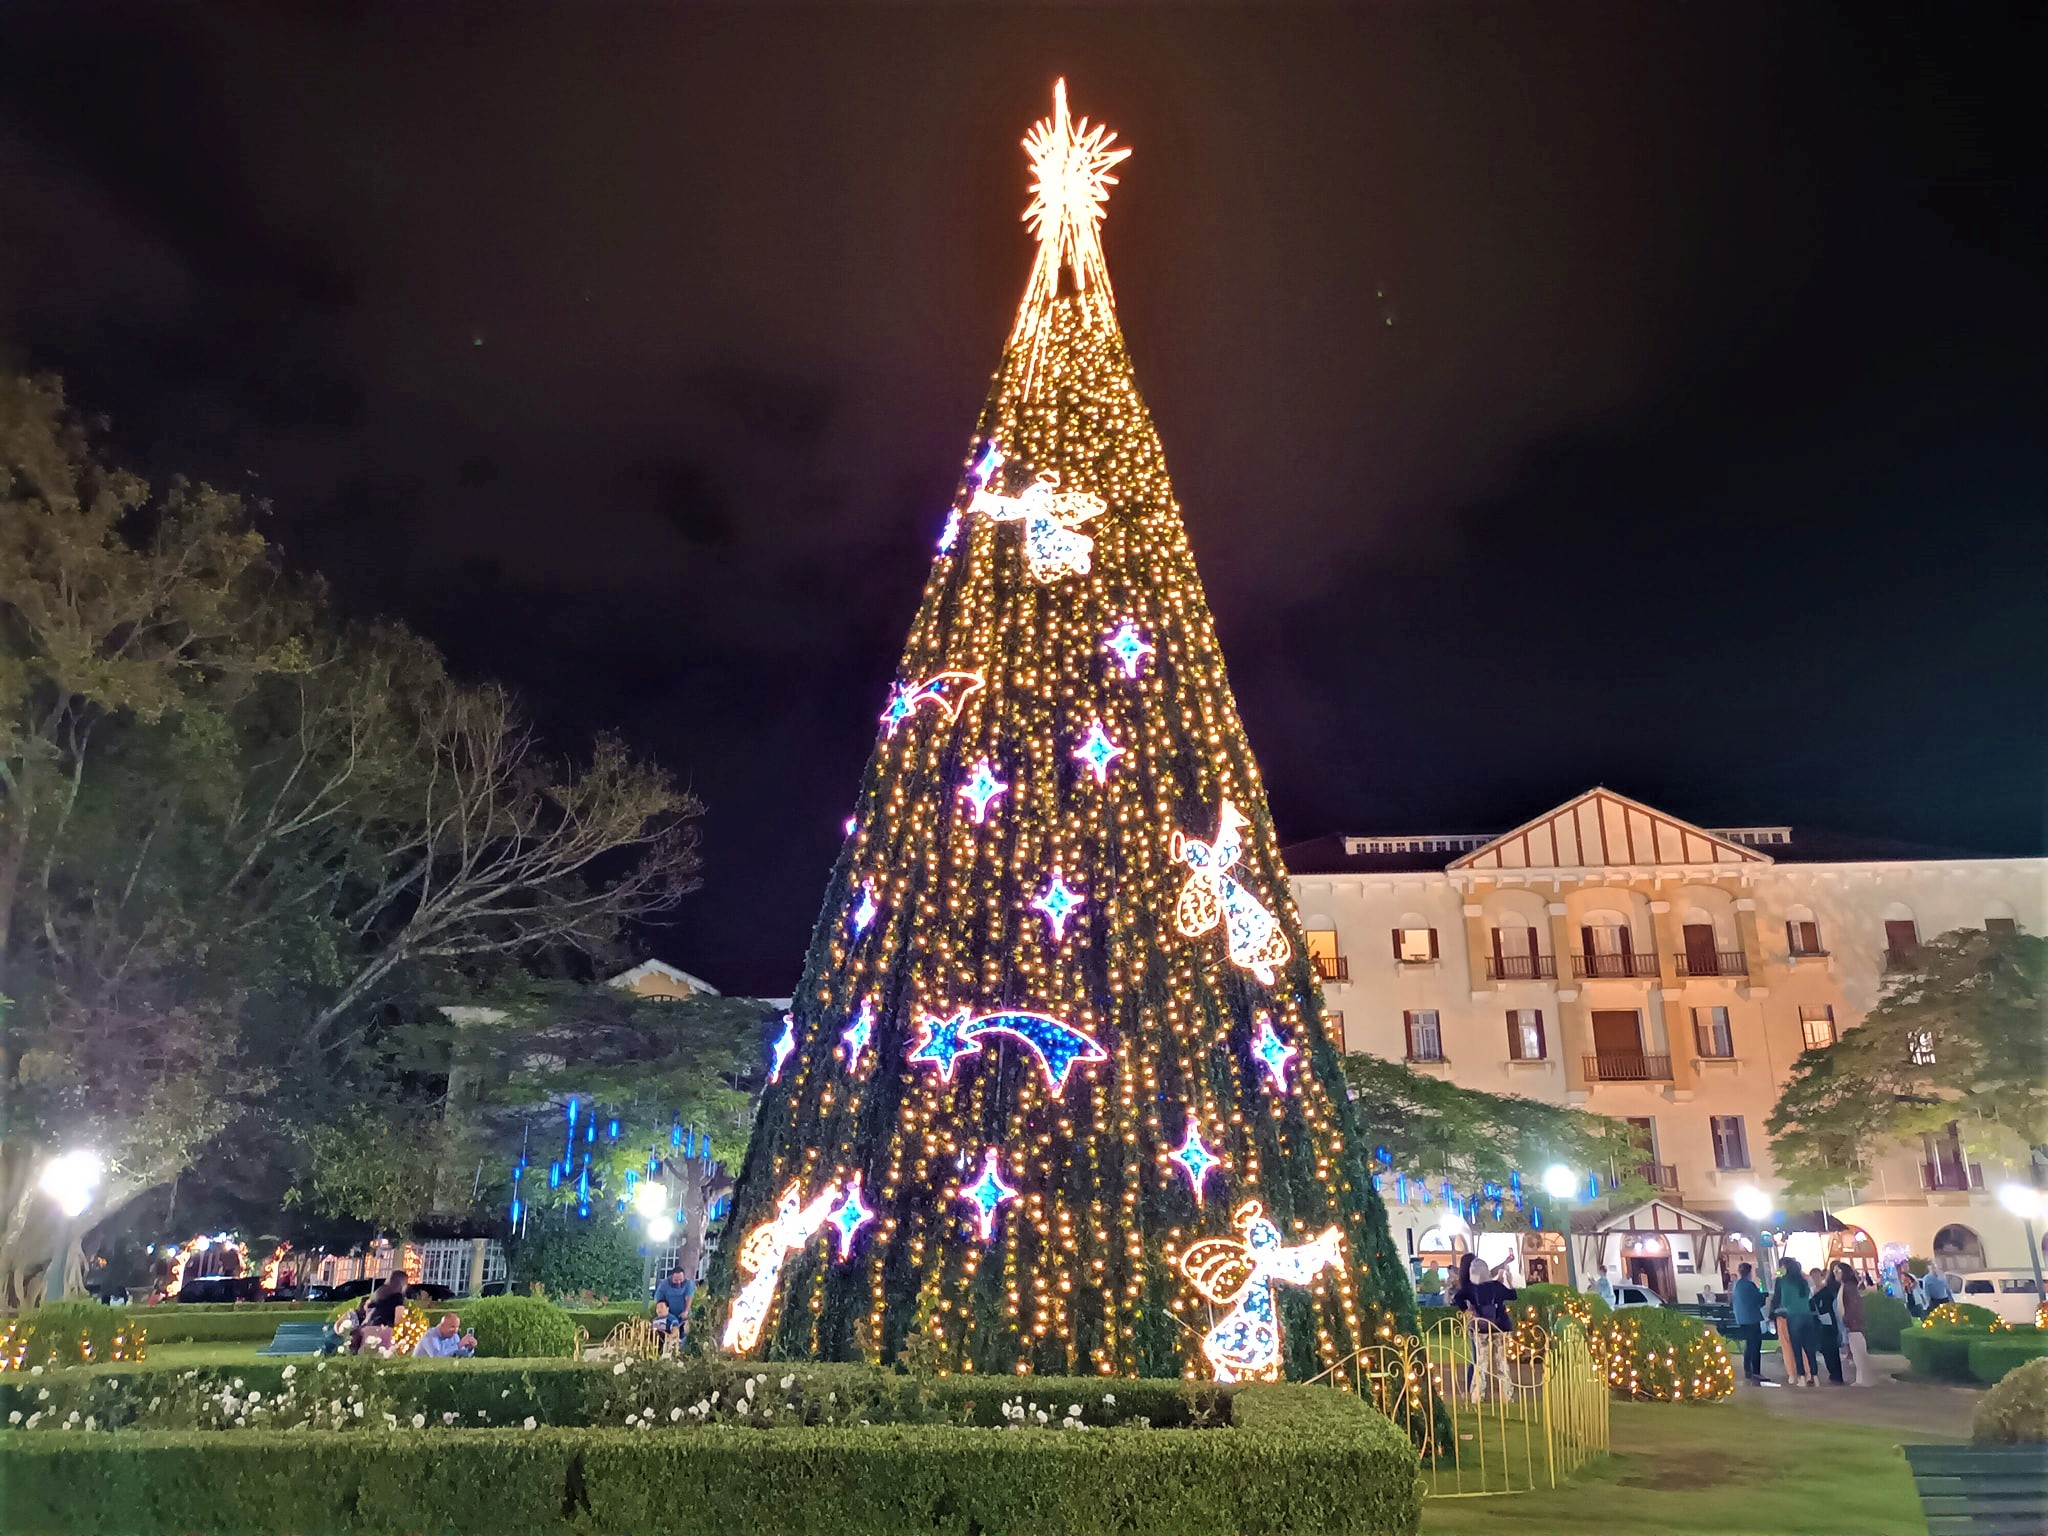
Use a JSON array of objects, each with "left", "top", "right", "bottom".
[
  {"left": 1105, "top": 620, "right": 1155, "bottom": 679},
  {"left": 959, "top": 1148, "right": 1019, "bottom": 1241},
  {"left": 840, "top": 1003, "right": 874, "bottom": 1072},
  {"left": 1251, "top": 1015, "right": 1297, "bottom": 1094},
  {"left": 1170, "top": 1121, "right": 1226, "bottom": 1206},
  {"left": 828, "top": 1176, "right": 874, "bottom": 1261},
  {"left": 1031, "top": 869, "right": 1085, "bottom": 943},
  {"left": 1072, "top": 721, "right": 1124, "bottom": 783},
  {"left": 957, "top": 759, "right": 1009, "bottom": 824},
  {"left": 850, "top": 880, "right": 878, "bottom": 935}
]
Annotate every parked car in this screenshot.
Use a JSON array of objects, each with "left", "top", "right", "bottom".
[
  {"left": 1608, "top": 1282, "right": 1663, "bottom": 1309},
  {"left": 320, "top": 1278, "right": 455, "bottom": 1305},
  {"left": 176, "top": 1276, "right": 265, "bottom": 1304},
  {"left": 1954, "top": 1270, "right": 2043, "bottom": 1326}
]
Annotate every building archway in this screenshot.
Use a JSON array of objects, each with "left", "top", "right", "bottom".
[{"left": 1932, "top": 1223, "right": 1986, "bottom": 1275}]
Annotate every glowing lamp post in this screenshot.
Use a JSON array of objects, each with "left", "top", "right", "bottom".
[
  {"left": 38, "top": 1151, "right": 103, "bottom": 1302},
  {"left": 1541, "top": 1164, "right": 1580, "bottom": 1291},
  {"left": 1734, "top": 1184, "right": 1779, "bottom": 1290},
  {"left": 1997, "top": 1183, "right": 2045, "bottom": 1299}
]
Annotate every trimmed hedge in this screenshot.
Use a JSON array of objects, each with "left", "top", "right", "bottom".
[
  {"left": 128, "top": 1307, "right": 328, "bottom": 1344},
  {"left": 1859, "top": 1292, "right": 1910, "bottom": 1352},
  {"left": 1968, "top": 1333, "right": 2048, "bottom": 1387},
  {"left": 461, "top": 1296, "right": 577, "bottom": 1358},
  {"left": 0, "top": 1386, "right": 1421, "bottom": 1535},
  {"left": 564, "top": 1305, "right": 646, "bottom": 1339},
  {"left": 0, "top": 1358, "right": 1230, "bottom": 1435},
  {"left": 4, "top": 1303, "right": 150, "bottom": 1365}
]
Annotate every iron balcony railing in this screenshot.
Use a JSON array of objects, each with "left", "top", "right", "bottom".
[
  {"left": 1883, "top": 946, "right": 1922, "bottom": 973},
  {"left": 1919, "top": 1161, "right": 1984, "bottom": 1193},
  {"left": 1674, "top": 949, "right": 1749, "bottom": 978},
  {"left": 1637, "top": 1161, "right": 1679, "bottom": 1191},
  {"left": 1583, "top": 1052, "right": 1673, "bottom": 1082},
  {"left": 1571, "top": 952, "right": 1661, "bottom": 980},
  {"left": 1312, "top": 953, "right": 1349, "bottom": 983},
  {"left": 1486, "top": 953, "right": 1558, "bottom": 981}
]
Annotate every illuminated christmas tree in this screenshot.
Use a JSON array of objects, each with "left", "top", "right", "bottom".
[{"left": 711, "top": 81, "right": 1418, "bottom": 1380}]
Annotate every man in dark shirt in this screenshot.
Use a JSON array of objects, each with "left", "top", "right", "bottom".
[{"left": 653, "top": 1267, "right": 694, "bottom": 1335}]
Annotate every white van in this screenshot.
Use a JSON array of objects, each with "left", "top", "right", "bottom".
[{"left": 1953, "top": 1270, "right": 2043, "bottom": 1326}]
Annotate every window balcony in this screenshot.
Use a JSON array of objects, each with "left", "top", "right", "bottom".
[
  {"left": 1883, "top": 946, "right": 1922, "bottom": 974},
  {"left": 1583, "top": 1052, "right": 1673, "bottom": 1082},
  {"left": 1920, "top": 1161, "right": 1984, "bottom": 1193},
  {"left": 1311, "top": 953, "right": 1349, "bottom": 983},
  {"left": 1486, "top": 953, "right": 1557, "bottom": 981},
  {"left": 1674, "top": 949, "right": 1749, "bottom": 978},
  {"left": 1571, "top": 952, "right": 1661, "bottom": 980},
  {"left": 1636, "top": 1161, "right": 1679, "bottom": 1191}
]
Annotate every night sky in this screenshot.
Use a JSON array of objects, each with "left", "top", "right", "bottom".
[{"left": 3, "top": 5, "right": 2041, "bottom": 996}]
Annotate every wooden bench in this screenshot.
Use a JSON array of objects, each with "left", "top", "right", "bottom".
[
  {"left": 256, "top": 1321, "right": 336, "bottom": 1356},
  {"left": 1904, "top": 1444, "right": 2048, "bottom": 1535}
]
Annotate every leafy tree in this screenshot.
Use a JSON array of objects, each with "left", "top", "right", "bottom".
[
  {"left": 1768, "top": 926, "right": 2045, "bottom": 1198},
  {"left": 1, "top": 375, "right": 708, "bottom": 1303},
  {"left": 1337, "top": 1054, "right": 1651, "bottom": 1226}
]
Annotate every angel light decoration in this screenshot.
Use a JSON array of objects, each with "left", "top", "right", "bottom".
[
  {"left": 1173, "top": 799, "right": 1291, "bottom": 984},
  {"left": 967, "top": 469, "right": 1107, "bottom": 582},
  {"left": 1178, "top": 1200, "right": 1346, "bottom": 1382},
  {"left": 721, "top": 1179, "right": 842, "bottom": 1352}
]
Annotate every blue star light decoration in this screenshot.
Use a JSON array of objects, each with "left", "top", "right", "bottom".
[
  {"left": 829, "top": 1176, "right": 875, "bottom": 1260},
  {"left": 909, "top": 1008, "right": 977, "bottom": 1083},
  {"left": 1031, "top": 869, "right": 1085, "bottom": 943},
  {"left": 1251, "top": 1014, "right": 1298, "bottom": 1095},
  {"left": 1171, "top": 1121, "right": 1226, "bottom": 1206},
  {"left": 768, "top": 1014, "right": 798, "bottom": 1084},
  {"left": 957, "top": 759, "right": 1009, "bottom": 824},
  {"left": 850, "top": 880, "right": 879, "bottom": 935},
  {"left": 1072, "top": 721, "right": 1125, "bottom": 783},
  {"left": 1104, "top": 620, "right": 1155, "bottom": 679},
  {"left": 959, "top": 1147, "right": 1019, "bottom": 1241},
  {"left": 840, "top": 1003, "right": 874, "bottom": 1072}
]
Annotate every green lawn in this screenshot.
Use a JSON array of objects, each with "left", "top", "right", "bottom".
[
  {"left": 89, "top": 1341, "right": 267, "bottom": 1370},
  {"left": 1421, "top": 1398, "right": 1944, "bottom": 1536}
]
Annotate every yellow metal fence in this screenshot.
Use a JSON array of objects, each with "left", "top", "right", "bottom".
[{"left": 1317, "top": 1318, "right": 1611, "bottom": 1497}]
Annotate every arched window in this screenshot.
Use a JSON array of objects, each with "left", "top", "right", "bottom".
[{"left": 1392, "top": 911, "right": 1438, "bottom": 964}]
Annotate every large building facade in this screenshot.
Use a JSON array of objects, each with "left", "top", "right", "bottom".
[{"left": 1286, "top": 788, "right": 2043, "bottom": 1300}]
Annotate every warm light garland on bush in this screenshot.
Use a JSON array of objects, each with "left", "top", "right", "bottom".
[{"left": 711, "top": 79, "right": 1416, "bottom": 1380}]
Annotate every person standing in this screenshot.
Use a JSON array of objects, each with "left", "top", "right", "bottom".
[
  {"left": 1809, "top": 1267, "right": 1845, "bottom": 1384},
  {"left": 1768, "top": 1258, "right": 1819, "bottom": 1386},
  {"left": 1731, "top": 1262, "right": 1768, "bottom": 1384},
  {"left": 1832, "top": 1262, "right": 1874, "bottom": 1386},
  {"left": 1919, "top": 1265, "right": 1953, "bottom": 1311},
  {"left": 1462, "top": 1258, "right": 1520, "bottom": 1403},
  {"left": 1593, "top": 1265, "right": 1616, "bottom": 1306}
]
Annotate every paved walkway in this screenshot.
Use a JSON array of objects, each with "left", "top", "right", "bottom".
[{"left": 1738, "top": 1351, "right": 1979, "bottom": 1438}]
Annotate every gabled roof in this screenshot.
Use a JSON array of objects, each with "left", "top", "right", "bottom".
[
  {"left": 1448, "top": 788, "right": 1771, "bottom": 873},
  {"left": 1574, "top": 1197, "right": 1725, "bottom": 1236},
  {"left": 605, "top": 958, "right": 722, "bottom": 997}
]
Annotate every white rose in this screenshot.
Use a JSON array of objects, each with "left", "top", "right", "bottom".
[
  {"left": 625, "top": 1414, "right": 639, "bottom": 1427},
  {"left": 233, "top": 1379, "right": 244, "bottom": 1389},
  {"left": 1068, "top": 1404, "right": 1081, "bottom": 1416},
  {"left": 29, "top": 1366, "right": 42, "bottom": 1377},
  {"left": 281, "top": 1365, "right": 297, "bottom": 1380},
  {"left": 613, "top": 1362, "right": 628, "bottom": 1376},
  {"left": 501, "top": 1390, "right": 511, "bottom": 1399},
  {"left": 412, "top": 1414, "right": 426, "bottom": 1429},
  {"left": 352, "top": 1402, "right": 365, "bottom": 1418},
  {"left": 37, "top": 1389, "right": 49, "bottom": 1401},
  {"left": 781, "top": 1374, "right": 794, "bottom": 1390},
  {"left": 67, "top": 1412, "right": 79, "bottom": 1423},
  {"left": 523, "top": 1416, "right": 537, "bottom": 1430},
  {"left": 25, "top": 1413, "right": 41, "bottom": 1428},
  {"left": 670, "top": 1407, "right": 683, "bottom": 1422},
  {"left": 442, "top": 1412, "right": 457, "bottom": 1425},
  {"left": 234, "top": 1416, "right": 246, "bottom": 1428},
  {"left": 6, "top": 1411, "right": 18, "bottom": 1425}
]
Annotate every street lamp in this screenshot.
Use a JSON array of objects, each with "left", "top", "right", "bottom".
[
  {"left": 1997, "top": 1183, "right": 2045, "bottom": 1300},
  {"left": 1735, "top": 1184, "right": 1777, "bottom": 1286},
  {"left": 1542, "top": 1164, "right": 1580, "bottom": 1291},
  {"left": 643, "top": 1213, "right": 676, "bottom": 1246},
  {"left": 38, "top": 1150, "right": 102, "bottom": 1303},
  {"left": 633, "top": 1180, "right": 668, "bottom": 1218}
]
